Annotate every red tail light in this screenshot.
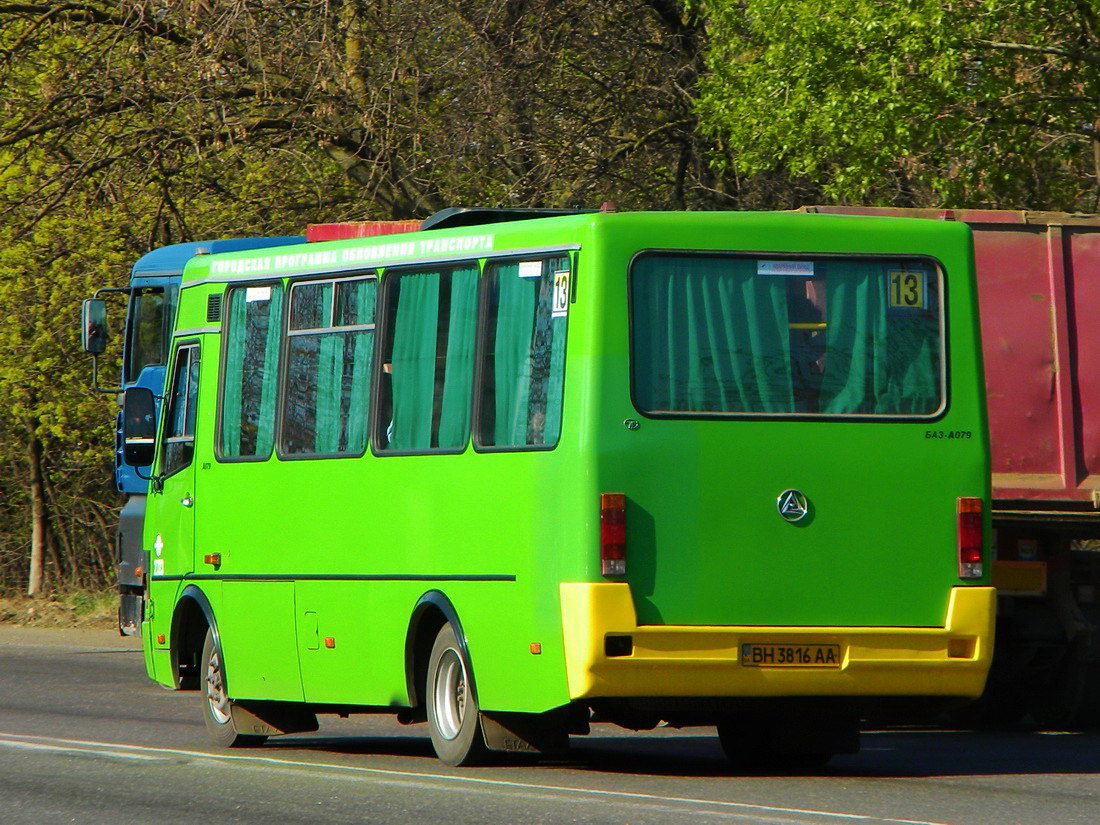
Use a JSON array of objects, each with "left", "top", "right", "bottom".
[
  {"left": 957, "top": 497, "right": 983, "bottom": 579},
  {"left": 600, "top": 493, "right": 627, "bottom": 576}
]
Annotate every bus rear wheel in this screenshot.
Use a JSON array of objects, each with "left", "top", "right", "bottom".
[
  {"left": 426, "top": 623, "right": 489, "bottom": 766},
  {"left": 201, "top": 628, "right": 267, "bottom": 748}
]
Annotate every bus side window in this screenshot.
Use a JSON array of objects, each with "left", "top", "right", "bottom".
[
  {"left": 162, "top": 343, "right": 200, "bottom": 477},
  {"left": 281, "top": 275, "right": 376, "bottom": 457},
  {"left": 375, "top": 263, "right": 479, "bottom": 453},
  {"left": 477, "top": 256, "right": 569, "bottom": 450},
  {"left": 219, "top": 283, "right": 284, "bottom": 460}
]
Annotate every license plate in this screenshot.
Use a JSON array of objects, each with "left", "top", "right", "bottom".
[{"left": 740, "top": 643, "right": 841, "bottom": 668}]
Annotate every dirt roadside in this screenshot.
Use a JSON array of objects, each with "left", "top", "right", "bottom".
[
  {"left": 0, "top": 623, "right": 139, "bottom": 649},
  {"left": 0, "top": 593, "right": 116, "bottom": 630}
]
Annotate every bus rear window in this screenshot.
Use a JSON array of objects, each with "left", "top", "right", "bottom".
[{"left": 630, "top": 253, "right": 944, "bottom": 417}]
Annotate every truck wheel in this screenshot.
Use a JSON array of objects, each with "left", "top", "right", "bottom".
[
  {"left": 1030, "top": 656, "right": 1100, "bottom": 731},
  {"left": 201, "top": 629, "right": 267, "bottom": 748},
  {"left": 949, "top": 684, "right": 1027, "bottom": 729},
  {"left": 426, "top": 623, "right": 489, "bottom": 766}
]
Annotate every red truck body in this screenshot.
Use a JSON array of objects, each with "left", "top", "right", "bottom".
[
  {"left": 305, "top": 221, "right": 422, "bottom": 243},
  {"left": 809, "top": 207, "right": 1100, "bottom": 505},
  {"left": 805, "top": 207, "right": 1100, "bottom": 726}
]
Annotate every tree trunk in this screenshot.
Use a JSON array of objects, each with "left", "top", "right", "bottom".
[{"left": 26, "top": 421, "right": 47, "bottom": 596}]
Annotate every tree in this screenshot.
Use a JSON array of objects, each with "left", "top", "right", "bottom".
[
  {"left": 0, "top": 0, "right": 744, "bottom": 230},
  {"left": 0, "top": 0, "right": 757, "bottom": 592},
  {"left": 0, "top": 153, "right": 134, "bottom": 593},
  {"left": 694, "top": 0, "right": 1100, "bottom": 209}
]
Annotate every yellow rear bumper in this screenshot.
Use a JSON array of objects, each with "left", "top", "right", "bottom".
[{"left": 560, "top": 583, "right": 995, "bottom": 700}]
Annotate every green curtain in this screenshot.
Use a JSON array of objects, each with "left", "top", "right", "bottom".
[
  {"left": 314, "top": 333, "right": 342, "bottom": 453},
  {"left": 345, "top": 282, "right": 376, "bottom": 452},
  {"left": 544, "top": 313, "right": 567, "bottom": 445},
  {"left": 885, "top": 273, "right": 939, "bottom": 413},
  {"left": 633, "top": 256, "right": 793, "bottom": 413},
  {"left": 390, "top": 273, "right": 440, "bottom": 450},
  {"left": 255, "top": 286, "right": 282, "bottom": 457},
  {"left": 493, "top": 264, "right": 537, "bottom": 445},
  {"left": 220, "top": 290, "right": 247, "bottom": 456},
  {"left": 438, "top": 266, "right": 478, "bottom": 449},
  {"left": 301, "top": 282, "right": 340, "bottom": 454},
  {"left": 820, "top": 263, "right": 890, "bottom": 414}
]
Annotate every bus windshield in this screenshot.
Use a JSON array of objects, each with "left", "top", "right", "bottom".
[
  {"left": 125, "top": 287, "right": 169, "bottom": 383},
  {"left": 630, "top": 253, "right": 943, "bottom": 417}
]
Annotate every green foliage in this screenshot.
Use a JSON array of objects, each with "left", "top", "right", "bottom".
[
  {"left": 694, "top": 0, "right": 1100, "bottom": 208},
  {"left": 0, "top": 0, "right": 737, "bottom": 590}
]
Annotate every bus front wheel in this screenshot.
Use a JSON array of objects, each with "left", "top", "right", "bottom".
[
  {"left": 201, "top": 629, "right": 267, "bottom": 748},
  {"left": 426, "top": 623, "right": 488, "bottom": 766}
]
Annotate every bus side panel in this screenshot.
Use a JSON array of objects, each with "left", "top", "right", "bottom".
[
  {"left": 219, "top": 581, "right": 304, "bottom": 702},
  {"left": 195, "top": 452, "right": 581, "bottom": 714},
  {"left": 272, "top": 452, "right": 582, "bottom": 714},
  {"left": 295, "top": 581, "right": 382, "bottom": 706}
]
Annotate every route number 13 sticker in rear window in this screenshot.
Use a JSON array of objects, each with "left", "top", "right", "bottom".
[
  {"left": 552, "top": 270, "right": 570, "bottom": 317},
  {"left": 888, "top": 270, "right": 926, "bottom": 309}
]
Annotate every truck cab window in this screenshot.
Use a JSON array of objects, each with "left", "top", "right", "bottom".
[{"left": 125, "top": 288, "right": 168, "bottom": 383}]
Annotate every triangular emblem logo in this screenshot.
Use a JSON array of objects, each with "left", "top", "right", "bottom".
[{"left": 777, "top": 490, "right": 808, "bottom": 522}]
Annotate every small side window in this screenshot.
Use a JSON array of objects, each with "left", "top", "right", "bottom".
[
  {"left": 281, "top": 275, "right": 376, "bottom": 457},
  {"left": 220, "top": 283, "right": 284, "bottom": 460},
  {"left": 162, "top": 343, "right": 200, "bottom": 477},
  {"left": 375, "top": 263, "right": 479, "bottom": 453},
  {"left": 476, "top": 256, "right": 569, "bottom": 450}
]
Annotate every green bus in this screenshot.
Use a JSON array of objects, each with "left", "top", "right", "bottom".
[{"left": 123, "top": 208, "right": 995, "bottom": 767}]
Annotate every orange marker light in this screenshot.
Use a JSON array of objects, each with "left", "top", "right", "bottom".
[
  {"left": 530, "top": 643, "right": 542, "bottom": 655},
  {"left": 324, "top": 637, "right": 336, "bottom": 649},
  {"left": 156, "top": 634, "right": 166, "bottom": 645}
]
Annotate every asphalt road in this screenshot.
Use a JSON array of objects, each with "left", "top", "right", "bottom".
[{"left": 1, "top": 626, "right": 1098, "bottom": 825}]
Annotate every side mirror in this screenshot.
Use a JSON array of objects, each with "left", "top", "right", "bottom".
[
  {"left": 81, "top": 299, "right": 108, "bottom": 354},
  {"left": 122, "top": 387, "right": 156, "bottom": 467}
]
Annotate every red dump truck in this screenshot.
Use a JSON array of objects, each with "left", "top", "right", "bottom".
[{"left": 805, "top": 207, "right": 1100, "bottom": 727}]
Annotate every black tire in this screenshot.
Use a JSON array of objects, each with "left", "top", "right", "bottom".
[
  {"left": 1029, "top": 656, "right": 1100, "bottom": 731},
  {"left": 425, "top": 623, "right": 489, "bottom": 766},
  {"left": 949, "top": 684, "right": 1028, "bottom": 729},
  {"left": 201, "top": 628, "right": 267, "bottom": 748}
]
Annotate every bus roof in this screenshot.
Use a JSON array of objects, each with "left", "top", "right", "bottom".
[{"left": 178, "top": 210, "right": 972, "bottom": 288}]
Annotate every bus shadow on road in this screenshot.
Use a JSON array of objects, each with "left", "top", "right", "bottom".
[
  {"left": 569, "top": 729, "right": 1100, "bottom": 779},
  {"left": 830, "top": 729, "right": 1100, "bottom": 778},
  {"left": 264, "top": 728, "right": 1100, "bottom": 779},
  {"left": 266, "top": 734, "right": 439, "bottom": 760},
  {"left": 570, "top": 729, "right": 1100, "bottom": 779}
]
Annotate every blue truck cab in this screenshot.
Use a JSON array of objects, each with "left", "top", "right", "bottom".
[{"left": 114, "top": 237, "right": 302, "bottom": 634}]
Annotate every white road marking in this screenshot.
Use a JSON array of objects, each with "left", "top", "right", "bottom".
[
  {"left": 0, "top": 731, "right": 952, "bottom": 825},
  {"left": 0, "top": 736, "right": 170, "bottom": 762}
]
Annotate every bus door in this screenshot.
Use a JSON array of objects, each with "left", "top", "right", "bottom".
[{"left": 149, "top": 341, "right": 201, "bottom": 581}]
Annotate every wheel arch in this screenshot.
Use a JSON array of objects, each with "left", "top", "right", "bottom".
[
  {"left": 405, "top": 590, "right": 477, "bottom": 710},
  {"left": 170, "top": 584, "right": 218, "bottom": 691}
]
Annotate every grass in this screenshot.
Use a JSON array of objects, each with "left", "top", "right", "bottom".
[{"left": 0, "top": 589, "right": 117, "bottom": 628}]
